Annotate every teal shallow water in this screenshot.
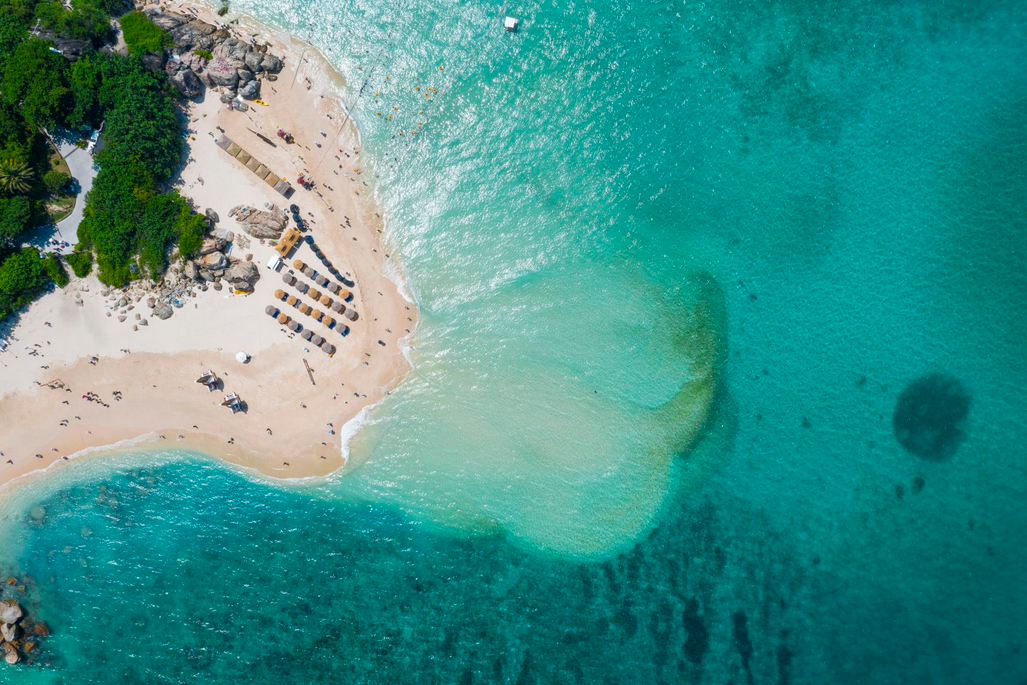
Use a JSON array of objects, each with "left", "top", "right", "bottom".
[{"left": 1, "top": 0, "right": 1026, "bottom": 681}]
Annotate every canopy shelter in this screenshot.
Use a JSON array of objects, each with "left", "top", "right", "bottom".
[
  {"left": 311, "top": 308, "right": 323, "bottom": 321},
  {"left": 275, "top": 227, "right": 302, "bottom": 257},
  {"left": 300, "top": 329, "right": 313, "bottom": 341},
  {"left": 321, "top": 316, "right": 335, "bottom": 329},
  {"left": 299, "top": 303, "right": 312, "bottom": 315},
  {"left": 330, "top": 301, "right": 345, "bottom": 313},
  {"left": 338, "top": 288, "right": 352, "bottom": 302},
  {"left": 221, "top": 393, "right": 243, "bottom": 413},
  {"left": 302, "top": 267, "right": 315, "bottom": 278},
  {"left": 310, "top": 335, "right": 324, "bottom": 346},
  {"left": 286, "top": 295, "right": 298, "bottom": 306},
  {"left": 273, "top": 289, "right": 285, "bottom": 300},
  {"left": 276, "top": 313, "right": 290, "bottom": 324},
  {"left": 281, "top": 273, "right": 297, "bottom": 286},
  {"left": 265, "top": 305, "right": 279, "bottom": 317},
  {"left": 287, "top": 320, "right": 302, "bottom": 332},
  {"left": 293, "top": 260, "right": 305, "bottom": 270},
  {"left": 235, "top": 351, "right": 250, "bottom": 363},
  {"left": 336, "top": 323, "right": 350, "bottom": 336},
  {"left": 214, "top": 134, "right": 293, "bottom": 197},
  {"left": 319, "top": 294, "right": 332, "bottom": 306},
  {"left": 195, "top": 370, "right": 219, "bottom": 391},
  {"left": 326, "top": 282, "right": 340, "bottom": 295},
  {"left": 315, "top": 275, "right": 328, "bottom": 287},
  {"left": 343, "top": 309, "right": 358, "bottom": 321},
  {"left": 307, "top": 289, "right": 321, "bottom": 301},
  {"left": 296, "top": 282, "right": 309, "bottom": 294},
  {"left": 321, "top": 342, "right": 336, "bottom": 356}
]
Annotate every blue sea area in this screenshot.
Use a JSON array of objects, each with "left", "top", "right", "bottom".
[{"left": 1, "top": 0, "right": 1025, "bottom": 682}]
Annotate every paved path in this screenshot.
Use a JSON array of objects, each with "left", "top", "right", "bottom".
[{"left": 52, "top": 141, "right": 97, "bottom": 254}]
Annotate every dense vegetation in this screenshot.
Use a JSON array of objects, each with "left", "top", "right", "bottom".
[
  {"left": 120, "top": 10, "right": 170, "bottom": 56},
  {"left": 0, "top": 0, "right": 206, "bottom": 318}
]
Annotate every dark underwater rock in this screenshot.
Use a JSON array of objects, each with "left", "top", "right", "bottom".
[{"left": 893, "top": 373, "right": 971, "bottom": 461}]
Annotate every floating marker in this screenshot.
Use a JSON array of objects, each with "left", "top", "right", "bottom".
[{"left": 504, "top": 16, "right": 519, "bottom": 32}]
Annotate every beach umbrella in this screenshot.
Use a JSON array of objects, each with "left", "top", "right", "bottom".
[
  {"left": 308, "top": 289, "right": 321, "bottom": 301},
  {"left": 265, "top": 305, "right": 278, "bottom": 316},
  {"left": 286, "top": 295, "right": 297, "bottom": 306},
  {"left": 330, "top": 301, "right": 344, "bottom": 313},
  {"left": 311, "top": 335, "right": 324, "bottom": 346},
  {"left": 304, "top": 235, "right": 314, "bottom": 244},
  {"left": 273, "top": 289, "right": 285, "bottom": 299},
  {"left": 281, "top": 273, "right": 296, "bottom": 285},
  {"left": 319, "top": 294, "right": 332, "bottom": 306},
  {"left": 287, "top": 321, "right": 301, "bottom": 332},
  {"left": 322, "top": 316, "right": 335, "bottom": 329},
  {"left": 315, "top": 275, "right": 327, "bottom": 287},
  {"left": 337, "top": 324, "right": 350, "bottom": 336},
  {"left": 300, "top": 329, "right": 313, "bottom": 341},
  {"left": 292, "top": 260, "right": 305, "bottom": 270},
  {"left": 321, "top": 342, "right": 336, "bottom": 356},
  {"left": 302, "top": 267, "right": 315, "bottom": 278},
  {"left": 338, "top": 288, "right": 352, "bottom": 302},
  {"left": 299, "top": 303, "right": 312, "bottom": 315},
  {"left": 235, "top": 352, "right": 250, "bottom": 363},
  {"left": 311, "top": 309, "right": 323, "bottom": 321},
  {"left": 326, "top": 282, "right": 340, "bottom": 294},
  {"left": 296, "top": 282, "right": 309, "bottom": 293},
  {"left": 276, "top": 313, "right": 289, "bottom": 324},
  {"left": 343, "top": 309, "right": 358, "bottom": 321}
]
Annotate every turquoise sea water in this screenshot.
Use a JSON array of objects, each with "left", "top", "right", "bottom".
[{"left": 1, "top": 0, "right": 1025, "bottom": 681}]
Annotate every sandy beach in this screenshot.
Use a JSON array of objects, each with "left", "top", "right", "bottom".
[{"left": 0, "top": 1, "right": 416, "bottom": 489}]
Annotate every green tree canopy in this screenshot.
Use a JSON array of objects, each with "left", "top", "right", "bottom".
[
  {"left": 1, "top": 37, "right": 70, "bottom": 129},
  {"left": 0, "top": 194, "right": 30, "bottom": 245}
]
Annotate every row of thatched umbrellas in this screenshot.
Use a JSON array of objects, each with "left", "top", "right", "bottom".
[
  {"left": 265, "top": 305, "right": 337, "bottom": 355},
  {"left": 280, "top": 271, "right": 357, "bottom": 322},
  {"left": 304, "top": 237, "right": 346, "bottom": 282},
  {"left": 273, "top": 288, "right": 351, "bottom": 334},
  {"left": 292, "top": 260, "right": 352, "bottom": 301}
]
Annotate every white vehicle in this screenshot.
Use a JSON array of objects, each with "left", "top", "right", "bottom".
[{"left": 266, "top": 255, "right": 283, "bottom": 271}]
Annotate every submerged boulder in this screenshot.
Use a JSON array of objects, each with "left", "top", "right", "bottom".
[
  {"left": 893, "top": 373, "right": 971, "bottom": 461},
  {"left": 0, "top": 601, "right": 23, "bottom": 625}
]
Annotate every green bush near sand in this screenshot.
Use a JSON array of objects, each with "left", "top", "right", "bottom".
[
  {"left": 0, "top": 248, "right": 64, "bottom": 319},
  {"left": 66, "top": 251, "right": 93, "bottom": 278},
  {"left": 194, "top": 49, "right": 213, "bottom": 60},
  {"left": 120, "top": 10, "right": 171, "bottom": 56}
]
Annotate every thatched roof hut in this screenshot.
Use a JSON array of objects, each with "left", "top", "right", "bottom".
[
  {"left": 276, "top": 313, "right": 289, "bottom": 324},
  {"left": 330, "top": 301, "right": 345, "bottom": 313},
  {"left": 300, "top": 329, "right": 313, "bottom": 341},
  {"left": 286, "top": 295, "right": 298, "bottom": 306},
  {"left": 265, "top": 305, "right": 278, "bottom": 316},
  {"left": 310, "top": 335, "right": 324, "bottom": 346},
  {"left": 343, "top": 309, "right": 358, "bottom": 321}
]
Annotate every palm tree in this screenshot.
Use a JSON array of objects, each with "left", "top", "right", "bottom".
[{"left": 0, "top": 159, "right": 33, "bottom": 195}]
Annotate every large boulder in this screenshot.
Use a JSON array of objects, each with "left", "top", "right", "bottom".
[
  {"left": 184, "top": 261, "right": 199, "bottom": 281},
  {"left": 1, "top": 622, "right": 17, "bottom": 642},
  {"left": 212, "top": 228, "right": 235, "bottom": 242},
  {"left": 170, "top": 69, "right": 203, "bottom": 99},
  {"left": 238, "top": 80, "right": 260, "bottom": 100},
  {"left": 154, "top": 304, "right": 174, "bottom": 320},
  {"left": 197, "top": 252, "right": 229, "bottom": 270},
  {"left": 244, "top": 51, "right": 263, "bottom": 73},
  {"left": 145, "top": 10, "right": 189, "bottom": 32},
  {"left": 260, "top": 54, "right": 283, "bottom": 73},
  {"left": 0, "top": 601, "right": 22, "bottom": 624},
  {"left": 229, "top": 205, "right": 287, "bottom": 239},
  {"left": 141, "top": 52, "right": 166, "bottom": 72},
  {"left": 3, "top": 643, "right": 18, "bottom": 665},
  {"left": 223, "top": 260, "right": 260, "bottom": 287},
  {"left": 207, "top": 57, "right": 239, "bottom": 88},
  {"left": 205, "top": 208, "right": 220, "bottom": 225},
  {"left": 198, "top": 237, "right": 227, "bottom": 256}
]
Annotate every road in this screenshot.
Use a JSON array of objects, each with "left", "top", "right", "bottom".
[{"left": 52, "top": 141, "right": 97, "bottom": 254}]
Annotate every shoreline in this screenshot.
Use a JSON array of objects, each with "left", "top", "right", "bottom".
[{"left": 0, "top": 1, "right": 418, "bottom": 496}]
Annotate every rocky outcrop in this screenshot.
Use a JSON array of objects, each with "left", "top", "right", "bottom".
[
  {"left": 0, "top": 598, "right": 46, "bottom": 666},
  {"left": 0, "top": 602, "right": 22, "bottom": 625},
  {"left": 229, "top": 205, "right": 287, "bottom": 239},
  {"left": 32, "top": 29, "right": 91, "bottom": 61},
  {"left": 198, "top": 236, "right": 228, "bottom": 256},
  {"left": 223, "top": 260, "right": 260, "bottom": 293},
  {"left": 143, "top": 9, "right": 284, "bottom": 102}
]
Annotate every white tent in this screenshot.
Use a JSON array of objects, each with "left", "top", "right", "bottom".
[{"left": 235, "top": 352, "right": 250, "bottom": 363}]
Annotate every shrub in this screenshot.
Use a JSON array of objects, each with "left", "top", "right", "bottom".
[
  {"left": 42, "top": 253, "right": 68, "bottom": 287},
  {"left": 43, "top": 169, "right": 72, "bottom": 195},
  {"left": 66, "top": 251, "right": 93, "bottom": 278},
  {"left": 120, "top": 10, "right": 171, "bottom": 56},
  {"left": 217, "top": 5, "right": 228, "bottom": 17},
  {"left": 193, "top": 49, "right": 212, "bottom": 60}
]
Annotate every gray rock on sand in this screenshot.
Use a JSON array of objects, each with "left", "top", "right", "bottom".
[
  {"left": 154, "top": 305, "right": 174, "bottom": 321},
  {"left": 205, "top": 208, "right": 220, "bottom": 225},
  {"left": 197, "top": 252, "right": 229, "bottom": 270},
  {"left": 228, "top": 205, "right": 286, "bottom": 239},
  {"left": 184, "top": 261, "right": 199, "bottom": 281},
  {"left": 207, "top": 57, "right": 240, "bottom": 88},
  {"left": 238, "top": 80, "right": 260, "bottom": 101},
  {"left": 170, "top": 69, "right": 203, "bottom": 99},
  {"left": 219, "top": 92, "right": 235, "bottom": 104},
  {"left": 139, "top": 319, "right": 148, "bottom": 326},
  {"left": 223, "top": 260, "right": 260, "bottom": 287},
  {"left": 197, "top": 237, "right": 228, "bottom": 256},
  {"left": 0, "top": 601, "right": 23, "bottom": 625}
]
